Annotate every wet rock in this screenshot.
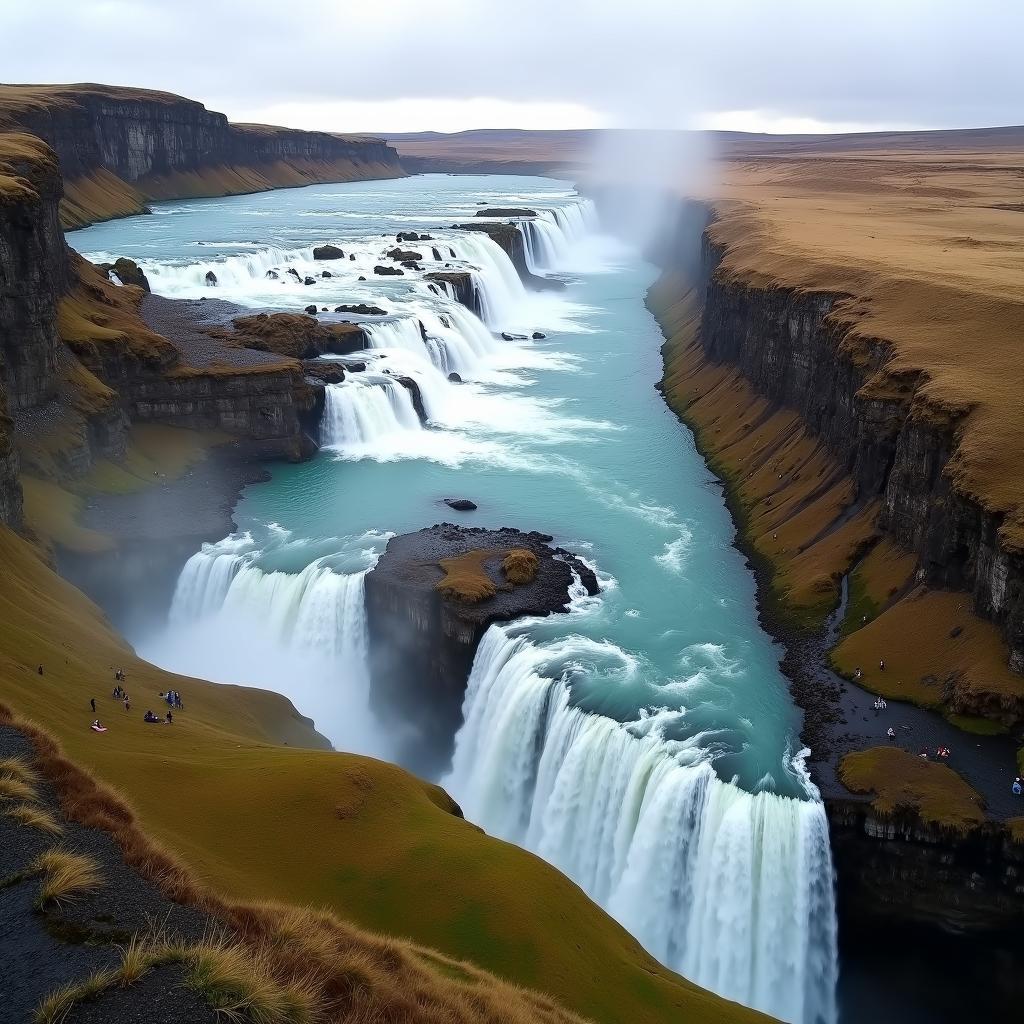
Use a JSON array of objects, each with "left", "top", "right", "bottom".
[
  {"left": 313, "top": 244, "right": 345, "bottom": 260},
  {"left": 347, "top": 361, "right": 367, "bottom": 372},
  {"left": 431, "top": 247, "right": 442, "bottom": 261},
  {"left": 448, "top": 372, "right": 462, "bottom": 383},
  {"left": 364, "top": 524, "right": 598, "bottom": 774},
  {"left": 349, "top": 254, "right": 356, "bottom": 261},
  {"left": 401, "top": 261, "right": 422, "bottom": 271},
  {"left": 358, "top": 275, "right": 366, "bottom": 280},
  {"left": 287, "top": 268, "right": 301, "bottom": 280},
  {"left": 373, "top": 265, "right": 404, "bottom": 276},
  {"left": 532, "top": 331, "right": 546, "bottom": 339},
  {"left": 386, "top": 248, "right": 424, "bottom": 262},
  {"left": 321, "top": 270, "right": 332, "bottom": 278},
  {"left": 474, "top": 207, "right": 538, "bottom": 218},
  {"left": 304, "top": 304, "right": 318, "bottom": 315},
  {"left": 303, "top": 276, "right": 317, "bottom": 285},
  {"left": 98, "top": 256, "right": 150, "bottom": 292},
  {"left": 397, "top": 231, "right": 433, "bottom": 242},
  {"left": 204, "top": 270, "right": 218, "bottom": 286},
  {"left": 397, "top": 376, "right": 427, "bottom": 423},
  {"left": 266, "top": 269, "right": 280, "bottom": 280},
  {"left": 444, "top": 498, "right": 478, "bottom": 511},
  {"left": 334, "top": 303, "right": 388, "bottom": 316},
  {"left": 501, "top": 332, "right": 528, "bottom": 341},
  {"left": 303, "top": 360, "right": 346, "bottom": 384}
]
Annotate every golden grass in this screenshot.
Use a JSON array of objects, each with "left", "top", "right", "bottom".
[
  {"left": 60, "top": 168, "right": 148, "bottom": 230},
  {"left": 35, "top": 968, "right": 121, "bottom": 1024},
  {"left": 435, "top": 549, "right": 499, "bottom": 603},
  {"left": 503, "top": 549, "right": 538, "bottom": 585},
  {"left": 839, "top": 746, "right": 987, "bottom": 833},
  {"left": 4, "top": 803, "right": 64, "bottom": 835},
  {"left": 0, "top": 523, "right": 766, "bottom": 1023},
  {"left": 0, "top": 131, "right": 58, "bottom": 203},
  {"left": 832, "top": 586, "right": 1024, "bottom": 720},
  {"left": 31, "top": 848, "right": 102, "bottom": 906},
  {"left": 57, "top": 255, "right": 177, "bottom": 369},
  {"left": 0, "top": 755, "right": 40, "bottom": 785},
  {"left": 0, "top": 774, "right": 39, "bottom": 801}
]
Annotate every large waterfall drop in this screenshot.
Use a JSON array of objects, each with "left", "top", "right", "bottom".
[{"left": 445, "top": 624, "right": 838, "bottom": 1024}]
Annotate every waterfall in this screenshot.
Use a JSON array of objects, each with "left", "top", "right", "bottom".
[
  {"left": 144, "top": 244, "right": 317, "bottom": 293},
  {"left": 444, "top": 625, "right": 838, "bottom": 1024},
  {"left": 364, "top": 310, "right": 496, "bottom": 381},
  {"left": 445, "top": 232, "right": 528, "bottom": 328},
  {"left": 160, "top": 537, "right": 386, "bottom": 756},
  {"left": 320, "top": 374, "right": 423, "bottom": 448},
  {"left": 519, "top": 198, "right": 600, "bottom": 274}
]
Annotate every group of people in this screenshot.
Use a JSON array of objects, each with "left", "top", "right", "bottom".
[
  {"left": 873, "top": 697, "right": 888, "bottom": 711},
  {"left": 90, "top": 668, "right": 181, "bottom": 732}
]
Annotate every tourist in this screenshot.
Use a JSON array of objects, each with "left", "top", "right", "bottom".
[
  {"left": 37, "top": 664, "right": 43, "bottom": 676},
  {"left": 887, "top": 727, "right": 896, "bottom": 740},
  {"left": 879, "top": 659, "right": 885, "bottom": 671},
  {"left": 123, "top": 696, "right": 131, "bottom": 712},
  {"left": 166, "top": 710, "right": 173, "bottom": 724},
  {"left": 1013, "top": 779, "right": 1022, "bottom": 797},
  {"left": 90, "top": 697, "right": 96, "bottom": 713},
  {"left": 919, "top": 748, "right": 929, "bottom": 758}
]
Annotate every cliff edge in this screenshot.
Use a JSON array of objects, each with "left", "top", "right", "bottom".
[{"left": 0, "top": 83, "right": 405, "bottom": 228}]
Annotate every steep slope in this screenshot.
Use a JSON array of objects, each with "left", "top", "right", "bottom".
[{"left": 0, "top": 83, "right": 405, "bottom": 228}]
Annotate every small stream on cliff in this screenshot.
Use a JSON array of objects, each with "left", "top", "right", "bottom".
[{"left": 74, "top": 174, "right": 837, "bottom": 1024}]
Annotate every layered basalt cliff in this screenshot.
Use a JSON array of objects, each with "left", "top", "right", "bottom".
[
  {"left": 0, "top": 84, "right": 404, "bottom": 228},
  {"left": 0, "top": 133, "right": 328, "bottom": 539},
  {"left": 364, "top": 524, "right": 598, "bottom": 773},
  {"left": 652, "top": 202, "right": 1024, "bottom": 723}
]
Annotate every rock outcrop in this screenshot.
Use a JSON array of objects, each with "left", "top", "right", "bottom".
[
  {"left": 364, "top": 524, "right": 597, "bottom": 773},
  {"left": 213, "top": 312, "right": 367, "bottom": 359},
  {"left": 0, "top": 84, "right": 405, "bottom": 229},
  {"left": 423, "top": 271, "right": 479, "bottom": 315}
]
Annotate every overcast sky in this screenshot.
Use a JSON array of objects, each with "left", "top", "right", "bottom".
[{"left": 3, "top": 0, "right": 1021, "bottom": 134}]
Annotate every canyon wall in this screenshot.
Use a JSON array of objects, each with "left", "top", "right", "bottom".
[
  {"left": 0, "top": 131, "right": 324, "bottom": 530},
  {"left": 656, "top": 202, "right": 1024, "bottom": 703},
  {"left": 0, "top": 84, "right": 405, "bottom": 228}
]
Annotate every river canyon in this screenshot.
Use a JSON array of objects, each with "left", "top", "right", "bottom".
[{"left": 69, "top": 174, "right": 840, "bottom": 1024}]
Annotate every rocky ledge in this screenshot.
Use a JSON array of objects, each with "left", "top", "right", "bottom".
[{"left": 364, "top": 523, "right": 597, "bottom": 772}]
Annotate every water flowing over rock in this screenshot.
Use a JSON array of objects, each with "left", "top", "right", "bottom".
[
  {"left": 445, "top": 624, "right": 839, "bottom": 1024},
  {"left": 364, "top": 524, "right": 597, "bottom": 774}
]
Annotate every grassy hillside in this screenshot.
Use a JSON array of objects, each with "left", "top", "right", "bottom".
[{"left": 0, "top": 524, "right": 766, "bottom": 1024}]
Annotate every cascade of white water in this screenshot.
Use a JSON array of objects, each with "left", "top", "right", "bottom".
[
  {"left": 145, "top": 244, "right": 317, "bottom": 293},
  {"left": 165, "top": 539, "right": 379, "bottom": 754},
  {"left": 519, "top": 199, "right": 601, "bottom": 273},
  {"left": 320, "top": 374, "right": 422, "bottom": 447},
  {"left": 445, "top": 232, "right": 527, "bottom": 327},
  {"left": 444, "top": 625, "right": 838, "bottom": 1024}
]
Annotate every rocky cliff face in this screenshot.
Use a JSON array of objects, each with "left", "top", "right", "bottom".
[
  {"left": 827, "top": 797, "right": 1024, "bottom": 932},
  {"left": 673, "top": 212, "right": 1024, "bottom": 685},
  {"left": 0, "top": 85, "right": 405, "bottom": 228},
  {"left": 364, "top": 524, "right": 597, "bottom": 774}
]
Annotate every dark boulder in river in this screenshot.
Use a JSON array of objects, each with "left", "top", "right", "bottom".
[
  {"left": 313, "top": 244, "right": 345, "bottom": 259},
  {"left": 444, "top": 498, "right": 478, "bottom": 511},
  {"left": 365, "top": 524, "right": 598, "bottom": 775},
  {"left": 373, "top": 265, "right": 404, "bottom": 276},
  {"left": 532, "top": 331, "right": 546, "bottom": 339},
  {"left": 205, "top": 270, "right": 218, "bottom": 285},
  {"left": 334, "top": 303, "right": 388, "bottom": 316},
  {"left": 386, "top": 248, "right": 424, "bottom": 262},
  {"left": 448, "top": 372, "right": 462, "bottom": 383},
  {"left": 303, "top": 276, "right": 317, "bottom": 285},
  {"left": 287, "top": 267, "right": 301, "bottom": 280},
  {"left": 474, "top": 207, "right": 538, "bottom": 218},
  {"left": 304, "top": 304, "right": 318, "bottom": 315},
  {"left": 321, "top": 270, "right": 332, "bottom": 278}
]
